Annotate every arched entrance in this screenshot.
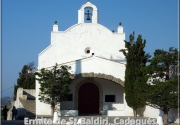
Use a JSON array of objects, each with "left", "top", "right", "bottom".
[{"left": 78, "top": 82, "right": 99, "bottom": 115}]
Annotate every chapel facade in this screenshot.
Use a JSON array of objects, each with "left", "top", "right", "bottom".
[{"left": 36, "top": 1, "right": 132, "bottom": 116}]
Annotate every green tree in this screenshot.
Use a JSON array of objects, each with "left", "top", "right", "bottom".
[
  {"left": 14, "top": 62, "right": 36, "bottom": 100},
  {"left": 146, "top": 47, "right": 178, "bottom": 124},
  {"left": 35, "top": 64, "right": 73, "bottom": 115},
  {"left": 120, "top": 32, "right": 150, "bottom": 116},
  {"left": 146, "top": 47, "right": 178, "bottom": 81}
]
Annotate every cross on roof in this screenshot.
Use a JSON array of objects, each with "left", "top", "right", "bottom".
[{"left": 88, "top": 0, "right": 90, "bottom": 2}]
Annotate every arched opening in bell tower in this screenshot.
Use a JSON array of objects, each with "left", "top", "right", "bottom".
[
  {"left": 84, "top": 8, "right": 92, "bottom": 23},
  {"left": 78, "top": 1, "right": 98, "bottom": 24}
]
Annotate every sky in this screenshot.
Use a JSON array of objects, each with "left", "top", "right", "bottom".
[{"left": 1, "top": 0, "right": 178, "bottom": 97}]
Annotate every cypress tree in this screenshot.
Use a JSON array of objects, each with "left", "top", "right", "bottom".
[{"left": 120, "top": 32, "right": 150, "bottom": 116}]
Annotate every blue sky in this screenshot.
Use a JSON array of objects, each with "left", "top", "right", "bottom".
[{"left": 1, "top": 0, "right": 178, "bottom": 97}]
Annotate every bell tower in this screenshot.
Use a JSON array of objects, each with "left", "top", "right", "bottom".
[{"left": 78, "top": 1, "right": 98, "bottom": 24}]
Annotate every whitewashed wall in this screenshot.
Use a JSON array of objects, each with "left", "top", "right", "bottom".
[
  {"left": 68, "top": 56, "right": 125, "bottom": 80},
  {"left": 35, "top": 78, "right": 65, "bottom": 115},
  {"left": 97, "top": 79, "right": 124, "bottom": 115},
  {"left": 36, "top": 77, "right": 125, "bottom": 116},
  {"left": 36, "top": 79, "right": 52, "bottom": 115},
  {"left": 36, "top": 56, "right": 126, "bottom": 115},
  {"left": 38, "top": 23, "right": 125, "bottom": 69},
  {"left": 60, "top": 78, "right": 124, "bottom": 115}
]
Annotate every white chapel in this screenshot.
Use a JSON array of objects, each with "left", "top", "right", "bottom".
[{"left": 36, "top": 1, "right": 132, "bottom": 116}]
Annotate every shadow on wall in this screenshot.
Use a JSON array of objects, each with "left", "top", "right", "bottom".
[
  {"left": 118, "top": 89, "right": 124, "bottom": 103},
  {"left": 155, "top": 107, "right": 178, "bottom": 123},
  {"left": 168, "top": 108, "right": 179, "bottom": 123},
  {"left": 102, "top": 105, "right": 118, "bottom": 115},
  {"left": 137, "top": 106, "right": 146, "bottom": 117},
  {"left": 107, "top": 103, "right": 124, "bottom": 110},
  {"left": 102, "top": 105, "right": 108, "bottom": 114},
  {"left": 16, "top": 108, "right": 27, "bottom": 120},
  {"left": 112, "top": 107, "right": 117, "bottom": 110},
  {"left": 23, "top": 91, "right": 35, "bottom": 100},
  {"left": 137, "top": 106, "right": 178, "bottom": 123},
  {"left": 110, "top": 55, "right": 126, "bottom": 63},
  {"left": 64, "top": 110, "right": 77, "bottom": 116},
  {"left": 25, "top": 109, "right": 36, "bottom": 119},
  {"left": 75, "top": 60, "right": 81, "bottom": 75}
]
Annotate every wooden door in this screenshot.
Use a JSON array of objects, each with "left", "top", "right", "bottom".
[{"left": 78, "top": 83, "right": 99, "bottom": 115}]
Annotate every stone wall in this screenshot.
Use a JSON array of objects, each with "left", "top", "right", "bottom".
[{"left": 14, "top": 87, "right": 36, "bottom": 108}]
